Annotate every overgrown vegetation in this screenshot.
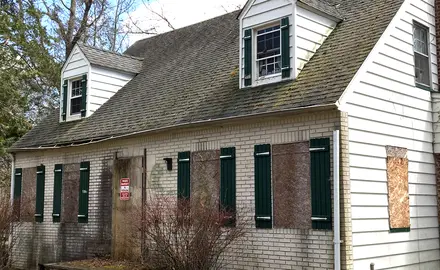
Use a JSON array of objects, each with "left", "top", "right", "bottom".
[
  {"left": 126, "top": 197, "right": 248, "bottom": 270},
  {"left": 0, "top": 192, "right": 20, "bottom": 270}
]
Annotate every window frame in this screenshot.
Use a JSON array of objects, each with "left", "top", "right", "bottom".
[
  {"left": 69, "top": 77, "right": 83, "bottom": 116},
  {"left": 412, "top": 20, "right": 432, "bottom": 91},
  {"left": 253, "top": 21, "right": 283, "bottom": 83}
]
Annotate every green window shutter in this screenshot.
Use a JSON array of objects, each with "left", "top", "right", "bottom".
[
  {"left": 177, "top": 152, "right": 191, "bottom": 200},
  {"left": 254, "top": 144, "right": 272, "bottom": 229},
  {"left": 52, "top": 164, "right": 63, "bottom": 223},
  {"left": 35, "top": 165, "right": 45, "bottom": 223},
  {"left": 281, "top": 17, "right": 290, "bottom": 78},
  {"left": 244, "top": 29, "right": 252, "bottom": 86},
  {"left": 310, "top": 138, "right": 332, "bottom": 230},
  {"left": 78, "top": 161, "right": 90, "bottom": 223},
  {"left": 13, "top": 168, "right": 22, "bottom": 220},
  {"left": 81, "top": 74, "right": 87, "bottom": 117},
  {"left": 13, "top": 168, "right": 22, "bottom": 200},
  {"left": 62, "top": 80, "right": 68, "bottom": 121},
  {"left": 220, "top": 147, "right": 236, "bottom": 226}
]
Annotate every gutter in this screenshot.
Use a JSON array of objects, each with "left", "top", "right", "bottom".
[{"left": 9, "top": 103, "right": 337, "bottom": 152}]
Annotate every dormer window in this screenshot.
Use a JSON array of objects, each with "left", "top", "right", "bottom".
[
  {"left": 242, "top": 17, "right": 290, "bottom": 88},
  {"left": 257, "top": 25, "right": 281, "bottom": 77},
  {"left": 70, "top": 79, "right": 83, "bottom": 115},
  {"left": 61, "top": 74, "right": 87, "bottom": 121}
]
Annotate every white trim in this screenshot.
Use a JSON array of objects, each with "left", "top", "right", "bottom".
[
  {"left": 337, "top": 0, "right": 411, "bottom": 109},
  {"left": 61, "top": 44, "right": 91, "bottom": 122},
  {"left": 67, "top": 76, "right": 84, "bottom": 119},
  {"left": 412, "top": 20, "right": 432, "bottom": 89},
  {"left": 238, "top": 0, "right": 257, "bottom": 20},
  {"left": 249, "top": 19, "right": 287, "bottom": 85}
]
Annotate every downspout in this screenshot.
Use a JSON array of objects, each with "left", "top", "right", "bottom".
[
  {"left": 141, "top": 148, "right": 147, "bottom": 263},
  {"left": 8, "top": 153, "right": 16, "bottom": 257},
  {"left": 333, "top": 130, "right": 341, "bottom": 270},
  {"left": 9, "top": 153, "right": 15, "bottom": 205}
]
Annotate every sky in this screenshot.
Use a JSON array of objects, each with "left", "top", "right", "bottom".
[{"left": 127, "top": 0, "right": 248, "bottom": 45}]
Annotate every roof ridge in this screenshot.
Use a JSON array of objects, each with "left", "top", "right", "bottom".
[
  {"left": 130, "top": 9, "right": 241, "bottom": 48},
  {"left": 78, "top": 42, "right": 144, "bottom": 61}
]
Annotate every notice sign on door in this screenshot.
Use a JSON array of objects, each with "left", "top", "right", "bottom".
[{"left": 120, "top": 178, "right": 130, "bottom": 201}]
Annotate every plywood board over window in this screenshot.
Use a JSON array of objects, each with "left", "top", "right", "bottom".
[
  {"left": 21, "top": 167, "right": 37, "bottom": 222},
  {"left": 62, "top": 163, "right": 81, "bottom": 223},
  {"left": 273, "top": 142, "right": 311, "bottom": 229},
  {"left": 191, "top": 150, "right": 220, "bottom": 209},
  {"left": 386, "top": 146, "right": 410, "bottom": 232}
]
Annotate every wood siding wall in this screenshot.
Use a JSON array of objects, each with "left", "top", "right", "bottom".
[
  {"left": 345, "top": 0, "right": 440, "bottom": 268},
  {"left": 88, "top": 66, "right": 134, "bottom": 114},
  {"left": 295, "top": 6, "right": 336, "bottom": 75}
]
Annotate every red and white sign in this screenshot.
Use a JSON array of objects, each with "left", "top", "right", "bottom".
[{"left": 120, "top": 178, "right": 130, "bottom": 201}]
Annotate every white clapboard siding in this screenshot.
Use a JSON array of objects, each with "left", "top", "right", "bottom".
[
  {"left": 88, "top": 66, "right": 134, "bottom": 114},
  {"left": 240, "top": 0, "right": 294, "bottom": 87},
  {"left": 344, "top": 0, "right": 440, "bottom": 268},
  {"left": 295, "top": 6, "right": 336, "bottom": 74},
  {"left": 242, "top": 0, "right": 292, "bottom": 28},
  {"left": 63, "top": 46, "right": 89, "bottom": 80},
  {"left": 239, "top": 0, "right": 337, "bottom": 87},
  {"left": 61, "top": 46, "right": 90, "bottom": 122}
]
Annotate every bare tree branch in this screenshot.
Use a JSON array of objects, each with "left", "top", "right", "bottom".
[{"left": 141, "top": 0, "right": 175, "bottom": 30}]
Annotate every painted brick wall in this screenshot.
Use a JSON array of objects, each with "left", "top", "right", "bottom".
[{"left": 12, "top": 109, "right": 340, "bottom": 270}]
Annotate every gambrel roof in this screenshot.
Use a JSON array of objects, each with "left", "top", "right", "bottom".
[{"left": 11, "top": 0, "right": 404, "bottom": 150}]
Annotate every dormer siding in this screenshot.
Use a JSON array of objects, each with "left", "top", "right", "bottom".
[
  {"left": 239, "top": 0, "right": 338, "bottom": 88},
  {"left": 88, "top": 66, "right": 135, "bottom": 114},
  {"left": 60, "top": 44, "right": 140, "bottom": 122}
]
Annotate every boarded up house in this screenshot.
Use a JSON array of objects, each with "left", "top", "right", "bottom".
[{"left": 8, "top": 0, "right": 440, "bottom": 269}]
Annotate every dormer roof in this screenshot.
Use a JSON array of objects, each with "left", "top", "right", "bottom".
[
  {"left": 77, "top": 43, "right": 143, "bottom": 74},
  {"left": 238, "top": 0, "right": 343, "bottom": 21},
  {"left": 10, "top": 0, "right": 404, "bottom": 150}
]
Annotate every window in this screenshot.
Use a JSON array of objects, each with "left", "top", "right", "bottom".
[
  {"left": 70, "top": 79, "right": 83, "bottom": 115},
  {"left": 257, "top": 25, "right": 281, "bottom": 77},
  {"left": 413, "top": 22, "right": 431, "bottom": 88}
]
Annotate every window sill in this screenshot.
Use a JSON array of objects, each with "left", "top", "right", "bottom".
[
  {"left": 390, "top": 227, "right": 410, "bottom": 233},
  {"left": 254, "top": 73, "right": 282, "bottom": 87},
  {"left": 415, "top": 82, "right": 434, "bottom": 92}
]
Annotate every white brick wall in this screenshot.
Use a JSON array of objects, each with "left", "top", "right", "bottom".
[{"left": 13, "top": 109, "right": 340, "bottom": 269}]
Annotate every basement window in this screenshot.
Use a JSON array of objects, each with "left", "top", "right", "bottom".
[
  {"left": 257, "top": 25, "right": 281, "bottom": 77},
  {"left": 70, "top": 79, "right": 83, "bottom": 115},
  {"left": 413, "top": 22, "right": 431, "bottom": 90}
]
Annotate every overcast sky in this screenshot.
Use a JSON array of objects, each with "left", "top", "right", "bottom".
[{"left": 127, "top": 0, "right": 248, "bottom": 45}]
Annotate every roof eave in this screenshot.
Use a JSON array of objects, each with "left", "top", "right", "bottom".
[{"left": 8, "top": 103, "right": 338, "bottom": 153}]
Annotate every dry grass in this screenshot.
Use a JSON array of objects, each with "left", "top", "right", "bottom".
[{"left": 63, "top": 258, "right": 145, "bottom": 270}]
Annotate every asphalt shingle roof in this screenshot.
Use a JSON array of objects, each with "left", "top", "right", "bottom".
[
  {"left": 77, "top": 43, "right": 143, "bottom": 74},
  {"left": 11, "top": 0, "right": 404, "bottom": 150}
]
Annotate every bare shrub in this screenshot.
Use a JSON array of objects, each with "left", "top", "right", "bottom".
[
  {"left": 127, "top": 196, "right": 248, "bottom": 270},
  {"left": 0, "top": 192, "right": 20, "bottom": 270}
]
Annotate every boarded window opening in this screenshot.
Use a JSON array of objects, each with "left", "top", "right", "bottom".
[
  {"left": 190, "top": 150, "right": 220, "bottom": 209},
  {"left": 62, "top": 163, "right": 81, "bottom": 223},
  {"left": 386, "top": 146, "right": 410, "bottom": 232},
  {"left": 21, "top": 167, "right": 37, "bottom": 222},
  {"left": 273, "top": 142, "right": 311, "bottom": 229}
]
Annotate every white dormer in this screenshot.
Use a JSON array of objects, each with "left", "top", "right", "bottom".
[
  {"left": 239, "top": 0, "right": 340, "bottom": 88},
  {"left": 60, "top": 43, "right": 143, "bottom": 122}
]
